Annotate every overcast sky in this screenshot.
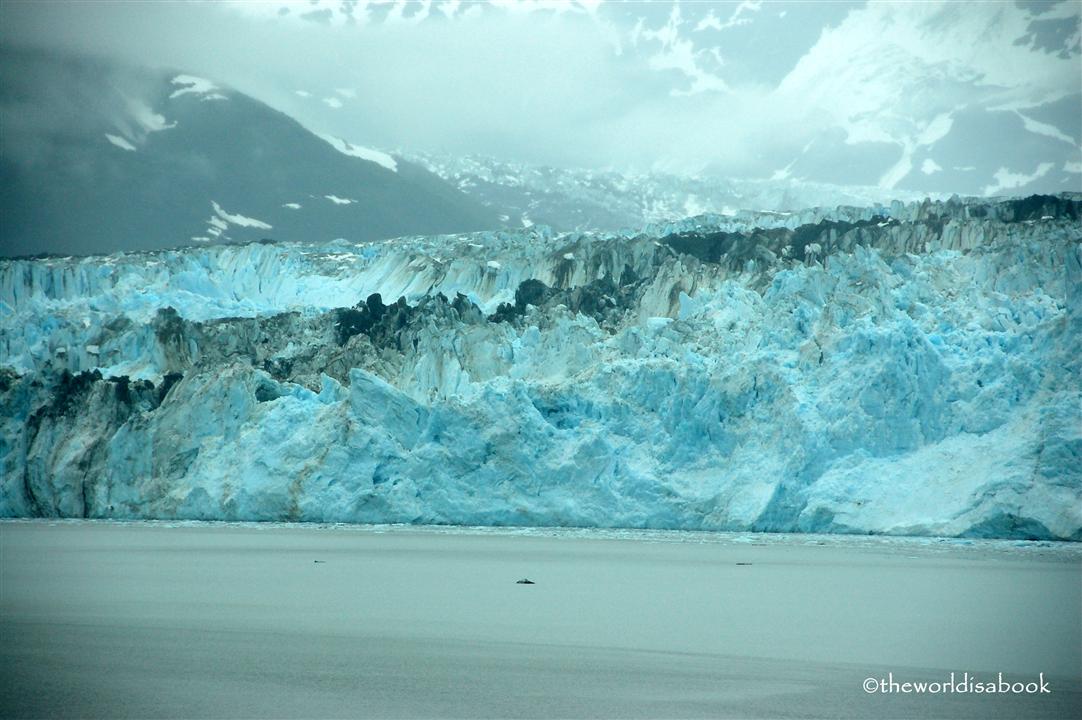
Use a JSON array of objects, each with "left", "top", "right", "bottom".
[{"left": 2, "top": 0, "right": 1080, "bottom": 193}]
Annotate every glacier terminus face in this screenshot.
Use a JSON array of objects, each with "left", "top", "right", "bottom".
[{"left": 1, "top": 194, "right": 1080, "bottom": 540}]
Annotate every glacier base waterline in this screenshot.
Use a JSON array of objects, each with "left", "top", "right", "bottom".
[
  {"left": 2, "top": 195, "right": 1080, "bottom": 539},
  {"left": 1, "top": 521, "right": 1079, "bottom": 719}
]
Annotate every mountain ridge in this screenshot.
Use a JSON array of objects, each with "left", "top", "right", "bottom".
[{"left": 0, "top": 47, "right": 498, "bottom": 258}]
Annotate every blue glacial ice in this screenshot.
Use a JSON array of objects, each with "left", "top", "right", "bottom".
[{"left": 1, "top": 195, "right": 1079, "bottom": 539}]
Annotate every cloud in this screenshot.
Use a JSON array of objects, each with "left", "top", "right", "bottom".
[
  {"left": 1, "top": 0, "right": 634, "bottom": 168},
  {"left": 126, "top": 98, "right": 175, "bottom": 134},
  {"left": 0, "top": 0, "right": 1078, "bottom": 192}
]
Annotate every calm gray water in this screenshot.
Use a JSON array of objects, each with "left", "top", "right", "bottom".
[{"left": 1, "top": 520, "right": 1079, "bottom": 718}]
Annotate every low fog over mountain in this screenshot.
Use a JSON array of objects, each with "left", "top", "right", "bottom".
[{"left": 3, "top": 0, "right": 1079, "bottom": 215}]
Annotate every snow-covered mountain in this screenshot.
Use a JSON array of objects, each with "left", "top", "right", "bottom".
[
  {"left": 0, "top": 48, "right": 496, "bottom": 258},
  {"left": 405, "top": 152, "right": 938, "bottom": 233},
  {"left": 2, "top": 193, "right": 1079, "bottom": 539}
]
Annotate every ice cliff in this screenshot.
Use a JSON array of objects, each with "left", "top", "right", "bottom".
[{"left": 2, "top": 194, "right": 1080, "bottom": 540}]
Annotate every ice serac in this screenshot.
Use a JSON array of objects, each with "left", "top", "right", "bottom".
[{"left": 2, "top": 194, "right": 1080, "bottom": 540}]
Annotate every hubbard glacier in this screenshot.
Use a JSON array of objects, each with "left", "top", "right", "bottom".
[
  {"left": 2, "top": 194, "right": 1079, "bottom": 540},
  {"left": 3, "top": 3, "right": 1082, "bottom": 718}
]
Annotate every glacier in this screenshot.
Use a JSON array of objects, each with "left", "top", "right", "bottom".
[
  {"left": 1, "top": 194, "right": 1080, "bottom": 539},
  {"left": 404, "top": 151, "right": 939, "bottom": 233}
]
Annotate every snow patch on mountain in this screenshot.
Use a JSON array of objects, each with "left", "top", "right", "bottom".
[
  {"left": 211, "top": 201, "right": 272, "bottom": 230},
  {"left": 1016, "top": 112, "right": 1077, "bottom": 147},
  {"left": 126, "top": 98, "right": 175, "bottom": 135},
  {"left": 104, "top": 134, "right": 136, "bottom": 151},
  {"left": 984, "top": 163, "right": 1055, "bottom": 196},
  {"left": 170, "top": 75, "right": 227, "bottom": 101},
  {"left": 320, "top": 134, "right": 398, "bottom": 172}
]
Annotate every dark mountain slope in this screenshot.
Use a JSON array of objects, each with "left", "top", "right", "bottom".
[{"left": 0, "top": 48, "right": 497, "bottom": 257}]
